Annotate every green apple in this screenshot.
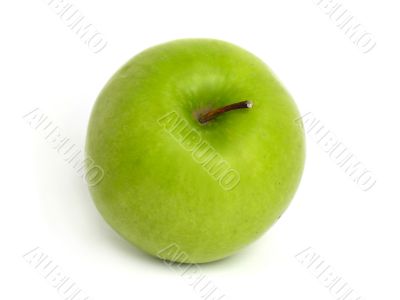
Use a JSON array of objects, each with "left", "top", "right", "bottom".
[{"left": 86, "top": 39, "right": 305, "bottom": 263}]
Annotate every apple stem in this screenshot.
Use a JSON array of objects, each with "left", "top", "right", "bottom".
[{"left": 197, "top": 100, "right": 253, "bottom": 124}]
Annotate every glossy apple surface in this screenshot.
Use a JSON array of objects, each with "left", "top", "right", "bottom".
[{"left": 86, "top": 39, "right": 305, "bottom": 263}]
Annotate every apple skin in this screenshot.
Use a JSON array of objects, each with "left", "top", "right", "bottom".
[{"left": 86, "top": 39, "right": 305, "bottom": 263}]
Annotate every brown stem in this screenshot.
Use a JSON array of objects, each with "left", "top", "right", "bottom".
[{"left": 197, "top": 100, "right": 253, "bottom": 124}]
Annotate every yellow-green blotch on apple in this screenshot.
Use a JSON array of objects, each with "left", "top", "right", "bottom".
[{"left": 86, "top": 39, "right": 305, "bottom": 263}]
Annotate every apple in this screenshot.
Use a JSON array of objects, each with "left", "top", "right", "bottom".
[{"left": 86, "top": 39, "right": 305, "bottom": 263}]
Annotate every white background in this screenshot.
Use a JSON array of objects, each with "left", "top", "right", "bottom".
[{"left": 1, "top": 0, "right": 399, "bottom": 299}]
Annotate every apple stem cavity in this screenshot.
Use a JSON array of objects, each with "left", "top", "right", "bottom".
[{"left": 197, "top": 100, "right": 253, "bottom": 124}]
